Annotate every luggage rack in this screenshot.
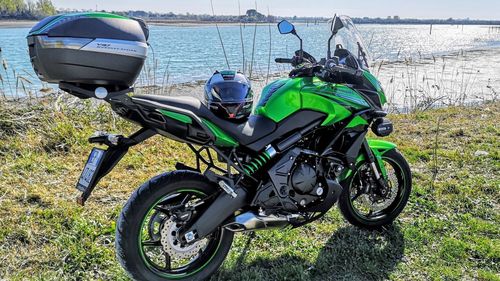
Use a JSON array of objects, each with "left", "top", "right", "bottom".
[{"left": 59, "top": 82, "right": 134, "bottom": 100}]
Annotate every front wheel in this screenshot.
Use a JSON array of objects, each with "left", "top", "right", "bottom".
[
  {"left": 116, "top": 171, "right": 233, "bottom": 281},
  {"left": 338, "top": 149, "right": 412, "bottom": 229}
]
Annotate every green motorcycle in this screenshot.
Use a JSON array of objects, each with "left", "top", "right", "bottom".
[{"left": 31, "top": 14, "right": 411, "bottom": 280}]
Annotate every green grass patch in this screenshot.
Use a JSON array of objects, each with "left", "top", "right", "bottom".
[{"left": 0, "top": 99, "right": 499, "bottom": 280}]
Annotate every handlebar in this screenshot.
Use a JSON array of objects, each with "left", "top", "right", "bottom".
[
  {"left": 275, "top": 58, "right": 293, "bottom": 64},
  {"left": 329, "top": 65, "right": 361, "bottom": 76},
  {"left": 275, "top": 54, "right": 363, "bottom": 82}
]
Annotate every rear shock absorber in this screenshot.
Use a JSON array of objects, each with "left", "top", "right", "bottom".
[{"left": 243, "top": 145, "right": 277, "bottom": 175}]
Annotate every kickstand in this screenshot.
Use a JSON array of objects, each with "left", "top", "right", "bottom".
[{"left": 234, "top": 232, "right": 256, "bottom": 268}]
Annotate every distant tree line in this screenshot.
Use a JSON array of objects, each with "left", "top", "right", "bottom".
[
  {"left": 76, "top": 8, "right": 278, "bottom": 23},
  {"left": 352, "top": 17, "right": 500, "bottom": 25},
  {"left": 104, "top": 10, "right": 500, "bottom": 25},
  {"left": 0, "top": 0, "right": 56, "bottom": 19}
]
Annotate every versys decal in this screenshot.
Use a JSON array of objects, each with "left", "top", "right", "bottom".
[
  {"left": 95, "top": 43, "right": 139, "bottom": 54},
  {"left": 80, "top": 39, "right": 148, "bottom": 58}
]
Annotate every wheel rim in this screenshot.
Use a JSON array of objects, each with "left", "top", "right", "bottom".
[
  {"left": 348, "top": 156, "right": 406, "bottom": 222},
  {"left": 137, "top": 189, "right": 223, "bottom": 278}
]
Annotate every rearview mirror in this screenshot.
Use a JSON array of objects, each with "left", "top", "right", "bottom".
[
  {"left": 278, "top": 20, "right": 295, "bottom": 35},
  {"left": 330, "top": 15, "right": 344, "bottom": 35}
]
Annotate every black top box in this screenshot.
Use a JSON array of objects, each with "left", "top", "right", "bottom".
[{"left": 27, "top": 12, "right": 149, "bottom": 92}]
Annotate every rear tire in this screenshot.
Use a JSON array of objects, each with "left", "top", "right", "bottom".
[
  {"left": 338, "top": 149, "right": 411, "bottom": 229},
  {"left": 116, "top": 170, "right": 233, "bottom": 281}
]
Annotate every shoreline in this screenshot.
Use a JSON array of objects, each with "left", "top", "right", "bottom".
[
  {"left": 0, "top": 19, "right": 277, "bottom": 28},
  {"left": 0, "top": 20, "right": 37, "bottom": 28},
  {"left": 2, "top": 19, "right": 500, "bottom": 28}
]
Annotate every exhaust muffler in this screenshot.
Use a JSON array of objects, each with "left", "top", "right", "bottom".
[{"left": 224, "top": 211, "right": 302, "bottom": 232}]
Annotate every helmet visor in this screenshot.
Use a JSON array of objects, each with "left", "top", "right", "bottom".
[{"left": 212, "top": 82, "right": 251, "bottom": 102}]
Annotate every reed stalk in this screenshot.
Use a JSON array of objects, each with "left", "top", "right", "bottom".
[
  {"left": 249, "top": 1, "right": 258, "bottom": 79},
  {"left": 238, "top": 0, "right": 246, "bottom": 75},
  {"left": 266, "top": 7, "right": 272, "bottom": 85},
  {"left": 211, "top": 0, "right": 231, "bottom": 70}
]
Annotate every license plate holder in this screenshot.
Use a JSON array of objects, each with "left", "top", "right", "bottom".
[{"left": 76, "top": 148, "right": 106, "bottom": 193}]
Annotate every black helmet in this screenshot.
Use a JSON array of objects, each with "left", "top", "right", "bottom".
[{"left": 204, "top": 70, "right": 253, "bottom": 121}]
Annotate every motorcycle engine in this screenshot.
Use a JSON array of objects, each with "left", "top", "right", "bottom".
[
  {"left": 290, "top": 162, "right": 317, "bottom": 194},
  {"left": 252, "top": 149, "right": 326, "bottom": 212}
]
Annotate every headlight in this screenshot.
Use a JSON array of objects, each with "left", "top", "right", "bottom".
[{"left": 371, "top": 118, "right": 393, "bottom": 137}]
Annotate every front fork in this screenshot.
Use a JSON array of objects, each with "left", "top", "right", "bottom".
[{"left": 362, "top": 140, "right": 389, "bottom": 191}]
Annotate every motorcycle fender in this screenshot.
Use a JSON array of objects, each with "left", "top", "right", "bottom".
[{"left": 339, "top": 139, "right": 396, "bottom": 181}]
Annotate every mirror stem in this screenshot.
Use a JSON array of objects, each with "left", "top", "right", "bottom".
[
  {"left": 295, "top": 34, "right": 304, "bottom": 59},
  {"left": 327, "top": 34, "right": 334, "bottom": 59},
  {"left": 327, "top": 31, "right": 337, "bottom": 60}
]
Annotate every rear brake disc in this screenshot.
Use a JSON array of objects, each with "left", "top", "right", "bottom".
[{"left": 160, "top": 219, "right": 208, "bottom": 260}]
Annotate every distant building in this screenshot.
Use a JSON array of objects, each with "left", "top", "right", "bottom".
[
  {"left": 243, "top": 9, "right": 267, "bottom": 22},
  {"left": 394, "top": 15, "right": 400, "bottom": 20},
  {"left": 127, "top": 10, "right": 148, "bottom": 18},
  {"left": 246, "top": 9, "right": 261, "bottom": 18}
]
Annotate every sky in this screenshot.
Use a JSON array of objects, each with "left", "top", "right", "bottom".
[{"left": 51, "top": 0, "right": 500, "bottom": 20}]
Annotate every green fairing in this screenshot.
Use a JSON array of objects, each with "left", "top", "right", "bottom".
[
  {"left": 301, "top": 79, "right": 369, "bottom": 125},
  {"left": 346, "top": 116, "right": 369, "bottom": 128},
  {"left": 202, "top": 119, "right": 239, "bottom": 147},
  {"left": 363, "top": 71, "right": 387, "bottom": 105},
  {"left": 159, "top": 110, "right": 192, "bottom": 124},
  {"left": 255, "top": 77, "right": 370, "bottom": 126},
  {"left": 339, "top": 139, "right": 397, "bottom": 181},
  {"left": 367, "top": 139, "right": 397, "bottom": 154},
  {"left": 302, "top": 91, "right": 352, "bottom": 126}
]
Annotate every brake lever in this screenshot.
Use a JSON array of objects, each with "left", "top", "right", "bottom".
[{"left": 291, "top": 56, "right": 303, "bottom": 67}]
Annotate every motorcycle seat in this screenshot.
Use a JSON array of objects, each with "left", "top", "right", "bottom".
[{"left": 131, "top": 94, "right": 277, "bottom": 147}]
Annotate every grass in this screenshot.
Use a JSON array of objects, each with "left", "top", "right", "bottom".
[{"left": 0, "top": 97, "right": 499, "bottom": 281}]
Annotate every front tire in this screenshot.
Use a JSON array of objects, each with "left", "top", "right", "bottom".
[
  {"left": 338, "top": 149, "right": 412, "bottom": 229},
  {"left": 116, "top": 170, "right": 233, "bottom": 281}
]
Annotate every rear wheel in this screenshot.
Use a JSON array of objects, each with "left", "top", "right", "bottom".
[
  {"left": 116, "top": 171, "right": 233, "bottom": 281},
  {"left": 338, "top": 149, "right": 411, "bottom": 229}
]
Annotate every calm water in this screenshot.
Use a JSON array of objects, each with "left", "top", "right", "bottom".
[{"left": 1, "top": 23, "right": 500, "bottom": 95}]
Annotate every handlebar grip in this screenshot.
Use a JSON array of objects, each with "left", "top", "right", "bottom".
[
  {"left": 275, "top": 58, "right": 293, "bottom": 64},
  {"left": 331, "top": 65, "right": 361, "bottom": 77}
]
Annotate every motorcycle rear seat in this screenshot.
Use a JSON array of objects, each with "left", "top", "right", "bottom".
[{"left": 131, "top": 94, "right": 277, "bottom": 146}]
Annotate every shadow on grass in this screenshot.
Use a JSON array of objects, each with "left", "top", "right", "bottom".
[{"left": 214, "top": 224, "right": 404, "bottom": 281}]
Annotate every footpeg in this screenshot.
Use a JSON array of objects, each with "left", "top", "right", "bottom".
[
  {"left": 219, "top": 181, "right": 237, "bottom": 198},
  {"left": 89, "top": 131, "right": 123, "bottom": 147}
]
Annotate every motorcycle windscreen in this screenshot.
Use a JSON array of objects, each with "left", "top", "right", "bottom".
[{"left": 329, "top": 15, "right": 373, "bottom": 69}]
